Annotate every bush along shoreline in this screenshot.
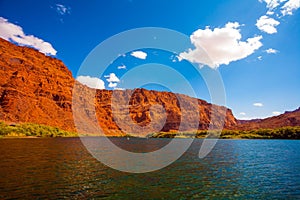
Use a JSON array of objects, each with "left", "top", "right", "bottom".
[
  {"left": 1, "top": 121, "right": 300, "bottom": 139},
  {"left": 150, "top": 127, "right": 300, "bottom": 139},
  {"left": 0, "top": 121, "right": 78, "bottom": 138}
]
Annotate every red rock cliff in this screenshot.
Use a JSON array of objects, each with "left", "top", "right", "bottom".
[{"left": 0, "top": 38, "right": 238, "bottom": 136}]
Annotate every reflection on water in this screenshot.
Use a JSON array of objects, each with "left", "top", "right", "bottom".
[{"left": 0, "top": 138, "right": 300, "bottom": 199}]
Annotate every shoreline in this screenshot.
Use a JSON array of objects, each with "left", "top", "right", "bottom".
[
  {"left": 1, "top": 135, "right": 300, "bottom": 140},
  {"left": 1, "top": 121, "right": 300, "bottom": 139}
]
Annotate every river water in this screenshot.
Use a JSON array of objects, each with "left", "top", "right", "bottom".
[{"left": 0, "top": 138, "right": 299, "bottom": 199}]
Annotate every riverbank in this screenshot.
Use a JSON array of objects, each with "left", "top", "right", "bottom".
[
  {"left": 0, "top": 121, "right": 78, "bottom": 138},
  {"left": 1, "top": 121, "right": 300, "bottom": 139},
  {"left": 149, "top": 127, "right": 300, "bottom": 139}
]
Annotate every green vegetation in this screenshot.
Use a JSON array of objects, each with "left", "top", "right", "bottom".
[
  {"left": 150, "top": 127, "right": 300, "bottom": 139},
  {"left": 1, "top": 120, "right": 300, "bottom": 139},
  {"left": 0, "top": 121, "right": 78, "bottom": 138}
]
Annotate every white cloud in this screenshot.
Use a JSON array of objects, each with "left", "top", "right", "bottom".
[
  {"left": 76, "top": 76, "right": 105, "bottom": 89},
  {"left": 240, "top": 112, "right": 246, "bottom": 116},
  {"left": 131, "top": 51, "right": 147, "bottom": 59},
  {"left": 253, "top": 102, "right": 264, "bottom": 107},
  {"left": 114, "top": 88, "right": 125, "bottom": 90},
  {"left": 104, "top": 73, "right": 120, "bottom": 88},
  {"left": 117, "top": 65, "right": 126, "bottom": 69},
  {"left": 259, "top": 0, "right": 286, "bottom": 10},
  {"left": 272, "top": 111, "right": 282, "bottom": 115},
  {"left": 179, "top": 22, "right": 263, "bottom": 69},
  {"left": 258, "top": 56, "right": 263, "bottom": 60},
  {"left": 281, "top": 0, "right": 300, "bottom": 16},
  {"left": 0, "top": 17, "right": 57, "bottom": 56},
  {"left": 104, "top": 73, "right": 120, "bottom": 82},
  {"left": 55, "top": 4, "right": 71, "bottom": 15},
  {"left": 259, "top": 0, "right": 299, "bottom": 16},
  {"left": 176, "top": 55, "right": 183, "bottom": 62},
  {"left": 256, "top": 15, "right": 280, "bottom": 34},
  {"left": 265, "top": 48, "right": 279, "bottom": 53},
  {"left": 170, "top": 55, "right": 183, "bottom": 62},
  {"left": 108, "top": 82, "right": 118, "bottom": 88}
]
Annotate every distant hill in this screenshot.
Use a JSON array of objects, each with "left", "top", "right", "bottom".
[{"left": 234, "top": 107, "right": 300, "bottom": 130}]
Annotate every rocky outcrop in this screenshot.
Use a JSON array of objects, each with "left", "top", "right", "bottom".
[
  {"left": 0, "top": 38, "right": 238, "bottom": 136},
  {"left": 0, "top": 38, "right": 75, "bottom": 131}
]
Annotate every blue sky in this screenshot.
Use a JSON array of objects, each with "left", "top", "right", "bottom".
[{"left": 0, "top": 0, "right": 299, "bottom": 119}]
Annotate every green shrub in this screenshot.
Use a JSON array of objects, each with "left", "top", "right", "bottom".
[
  {"left": 0, "top": 121, "right": 78, "bottom": 137},
  {"left": 149, "top": 126, "right": 300, "bottom": 139}
]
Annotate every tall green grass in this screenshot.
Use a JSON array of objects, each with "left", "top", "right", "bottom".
[
  {"left": 1, "top": 120, "right": 300, "bottom": 139},
  {"left": 0, "top": 121, "right": 78, "bottom": 137},
  {"left": 150, "top": 127, "right": 300, "bottom": 139}
]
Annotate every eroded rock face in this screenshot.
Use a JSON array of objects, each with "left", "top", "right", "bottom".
[
  {"left": 92, "top": 89, "right": 238, "bottom": 136},
  {"left": 0, "top": 38, "right": 238, "bottom": 136},
  {"left": 0, "top": 38, "right": 75, "bottom": 131}
]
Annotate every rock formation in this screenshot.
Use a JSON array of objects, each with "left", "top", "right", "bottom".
[{"left": 1, "top": 38, "right": 299, "bottom": 136}]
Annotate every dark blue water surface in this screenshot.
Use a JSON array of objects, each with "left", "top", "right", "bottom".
[{"left": 0, "top": 138, "right": 299, "bottom": 199}]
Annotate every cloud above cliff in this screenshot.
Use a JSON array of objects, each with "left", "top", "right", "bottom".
[
  {"left": 256, "top": 15, "right": 280, "bottom": 34},
  {"left": 0, "top": 17, "right": 57, "bottom": 56},
  {"left": 265, "top": 48, "right": 279, "bottom": 54},
  {"left": 259, "top": 0, "right": 300, "bottom": 16},
  {"left": 253, "top": 102, "right": 264, "bottom": 107},
  {"left": 259, "top": 0, "right": 284, "bottom": 10},
  {"left": 131, "top": 51, "right": 147, "bottom": 59},
  {"left": 105, "top": 73, "right": 120, "bottom": 83},
  {"left": 104, "top": 73, "right": 120, "bottom": 88},
  {"left": 179, "top": 22, "right": 263, "bottom": 69},
  {"left": 76, "top": 76, "right": 105, "bottom": 89},
  {"left": 272, "top": 111, "right": 282, "bottom": 115},
  {"left": 281, "top": 0, "right": 300, "bottom": 16},
  {"left": 55, "top": 4, "right": 71, "bottom": 15},
  {"left": 117, "top": 65, "right": 127, "bottom": 70}
]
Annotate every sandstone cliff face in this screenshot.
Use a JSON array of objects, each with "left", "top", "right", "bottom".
[
  {"left": 0, "top": 38, "right": 75, "bottom": 131},
  {"left": 0, "top": 38, "right": 238, "bottom": 136},
  {"left": 92, "top": 89, "right": 237, "bottom": 136}
]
